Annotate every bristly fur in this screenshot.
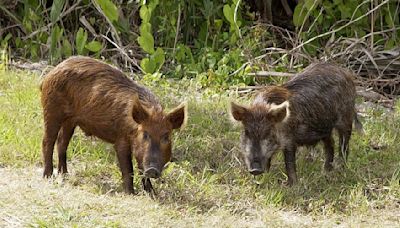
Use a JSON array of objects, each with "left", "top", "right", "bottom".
[
  {"left": 171, "top": 101, "right": 188, "bottom": 129},
  {"left": 254, "top": 86, "right": 291, "bottom": 105},
  {"left": 40, "top": 56, "right": 187, "bottom": 194},
  {"left": 230, "top": 62, "right": 359, "bottom": 186},
  {"left": 228, "top": 101, "right": 238, "bottom": 123},
  {"left": 269, "top": 101, "right": 290, "bottom": 122}
]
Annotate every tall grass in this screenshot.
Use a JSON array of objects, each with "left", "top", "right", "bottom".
[{"left": 0, "top": 69, "right": 399, "bottom": 216}]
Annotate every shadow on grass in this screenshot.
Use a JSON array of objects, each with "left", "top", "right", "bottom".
[{"left": 1, "top": 70, "right": 399, "bottom": 216}]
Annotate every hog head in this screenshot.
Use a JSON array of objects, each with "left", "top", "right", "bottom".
[
  {"left": 230, "top": 101, "right": 290, "bottom": 175},
  {"left": 131, "top": 97, "right": 187, "bottom": 181}
]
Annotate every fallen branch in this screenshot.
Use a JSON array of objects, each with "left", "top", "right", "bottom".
[
  {"left": 230, "top": 86, "right": 264, "bottom": 90},
  {"left": 100, "top": 35, "right": 144, "bottom": 73},
  {"left": 230, "top": 85, "right": 395, "bottom": 109},
  {"left": 7, "top": 60, "right": 52, "bottom": 74},
  {"left": 92, "top": 0, "right": 122, "bottom": 48},
  {"left": 356, "top": 88, "right": 395, "bottom": 108},
  {"left": 78, "top": 15, "right": 143, "bottom": 73},
  {"left": 247, "top": 71, "right": 295, "bottom": 77}
]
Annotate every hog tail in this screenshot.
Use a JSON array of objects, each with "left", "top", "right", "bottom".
[{"left": 353, "top": 112, "right": 364, "bottom": 135}]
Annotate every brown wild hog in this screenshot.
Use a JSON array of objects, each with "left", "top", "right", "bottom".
[
  {"left": 230, "top": 63, "right": 362, "bottom": 185},
  {"left": 40, "top": 56, "right": 187, "bottom": 194}
]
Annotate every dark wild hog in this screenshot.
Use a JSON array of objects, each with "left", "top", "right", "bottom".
[
  {"left": 230, "top": 63, "right": 362, "bottom": 185},
  {"left": 40, "top": 56, "right": 187, "bottom": 194}
]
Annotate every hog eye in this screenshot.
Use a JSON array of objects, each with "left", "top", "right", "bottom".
[
  {"left": 161, "top": 134, "right": 170, "bottom": 144},
  {"left": 143, "top": 131, "right": 150, "bottom": 140}
]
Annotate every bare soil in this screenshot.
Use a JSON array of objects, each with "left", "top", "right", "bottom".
[{"left": 0, "top": 167, "right": 399, "bottom": 227}]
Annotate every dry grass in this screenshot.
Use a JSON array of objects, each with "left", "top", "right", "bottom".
[
  {"left": 1, "top": 167, "right": 399, "bottom": 227},
  {"left": 0, "top": 69, "right": 399, "bottom": 227}
]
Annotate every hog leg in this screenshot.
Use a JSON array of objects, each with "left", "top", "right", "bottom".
[
  {"left": 339, "top": 131, "right": 351, "bottom": 160},
  {"left": 56, "top": 120, "right": 76, "bottom": 174},
  {"left": 115, "top": 140, "right": 134, "bottom": 194},
  {"left": 42, "top": 114, "right": 62, "bottom": 178},
  {"left": 266, "top": 157, "right": 272, "bottom": 172},
  {"left": 338, "top": 125, "right": 352, "bottom": 162},
  {"left": 141, "top": 177, "right": 156, "bottom": 196},
  {"left": 322, "top": 135, "right": 334, "bottom": 171},
  {"left": 283, "top": 145, "right": 297, "bottom": 185}
]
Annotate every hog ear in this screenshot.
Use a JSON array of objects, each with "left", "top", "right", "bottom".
[
  {"left": 268, "top": 101, "right": 290, "bottom": 123},
  {"left": 167, "top": 102, "right": 187, "bottom": 129},
  {"left": 131, "top": 95, "right": 149, "bottom": 124},
  {"left": 230, "top": 101, "right": 248, "bottom": 122}
]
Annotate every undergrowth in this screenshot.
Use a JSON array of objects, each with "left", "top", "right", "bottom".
[{"left": 0, "top": 69, "right": 399, "bottom": 217}]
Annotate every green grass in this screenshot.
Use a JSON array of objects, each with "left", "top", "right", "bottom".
[{"left": 0, "top": 69, "right": 399, "bottom": 225}]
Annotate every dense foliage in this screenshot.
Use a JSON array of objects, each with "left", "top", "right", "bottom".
[{"left": 1, "top": 0, "right": 399, "bottom": 87}]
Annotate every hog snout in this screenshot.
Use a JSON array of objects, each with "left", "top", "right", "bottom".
[
  {"left": 249, "top": 161, "right": 264, "bottom": 175},
  {"left": 249, "top": 169, "right": 263, "bottom": 175},
  {"left": 144, "top": 166, "right": 161, "bottom": 179}
]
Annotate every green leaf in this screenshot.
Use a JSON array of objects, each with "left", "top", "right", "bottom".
[
  {"left": 28, "top": 8, "right": 40, "bottom": 21},
  {"left": 140, "top": 22, "right": 152, "bottom": 35},
  {"left": 152, "top": 47, "right": 165, "bottom": 70},
  {"left": 148, "top": 0, "right": 159, "bottom": 12},
  {"left": 50, "top": 25, "right": 63, "bottom": 63},
  {"left": 85, "top": 41, "right": 103, "bottom": 52},
  {"left": 385, "top": 13, "right": 395, "bottom": 27},
  {"left": 1, "top": 33, "right": 12, "bottom": 47},
  {"left": 333, "top": 0, "right": 342, "bottom": 5},
  {"left": 338, "top": 3, "right": 351, "bottom": 19},
  {"left": 293, "top": 2, "right": 308, "bottom": 27},
  {"left": 50, "top": 0, "right": 65, "bottom": 23},
  {"left": 305, "top": 0, "right": 320, "bottom": 11},
  {"left": 23, "top": 19, "right": 32, "bottom": 33},
  {"left": 76, "top": 28, "right": 88, "bottom": 55},
  {"left": 385, "top": 39, "right": 395, "bottom": 50},
  {"left": 139, "top": 5, "right": 151, "bottom": 22},
  {"left": 140, "top": 58, "right": 156, "bottom": 73},
  {"left": 137, "top": 32, "right": 154, "bottom": 54},
  {"left": 229, "top": 33, "right": 238, "bottom": 44},
  {"left": 62, "top": 39, "right": 72, "bottom": 57},
  {"left": 96, "top": 0, "right": 119, "bottom": 22},
  {"left": 39, "top": 33, "right": 48, "bottom": 43},
  {"left": 30, "top": 43, "right": 39, "bottom": 60},
  {"left": 15, "top": 37, "right": 22, "bottom": 48},
  {"left": 214, "top": 19, "right": 223, "bottom": 31},
  {"left": 223, "top": 5, "right": 234, "bottom": 24}
]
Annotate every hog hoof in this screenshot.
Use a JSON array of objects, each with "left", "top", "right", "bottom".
[
  {"left": 283, "top": 178, "right": 297, "bottom": 187},
  {"left": 43, "top": 169, "right": 53, "bottom": 178},
  {"left": 124, "top": 188, "right": 136, "bottom": 195},
  {"left": 324, "top": 163, "right": 333, "bottom": 172}
]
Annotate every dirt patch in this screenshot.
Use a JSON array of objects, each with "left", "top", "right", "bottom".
[{"left": 0, "top": 167, "right": 398, "bottom": 227}]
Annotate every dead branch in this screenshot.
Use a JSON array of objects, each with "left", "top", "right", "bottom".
[
  {"left": 247, "top": 71, "right": 295, "bottom": 77},
  {"left": 356, "top": 87, "right": 395, "bottom": 108},
  {"left": 100, "top": 35, "right": 144, "bottom": 73},
  {"left": 23, "top": 0, "right": 83, "bottom": 40},
  {"left": 230, "top": 85, "right": 395, "bottom": 108}
]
